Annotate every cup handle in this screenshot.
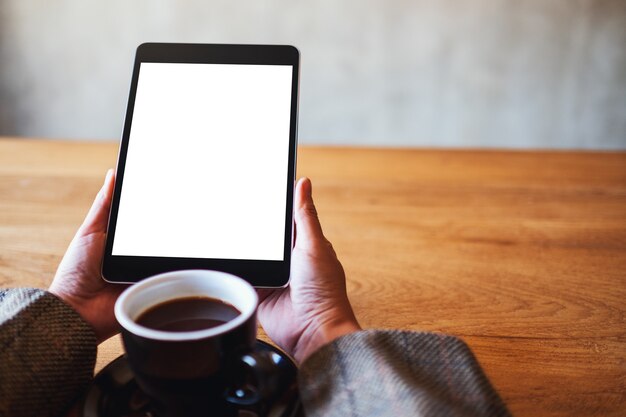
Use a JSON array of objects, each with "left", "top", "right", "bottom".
[{"left": 224, "top": 349, "right": 296, "bottom": 406}]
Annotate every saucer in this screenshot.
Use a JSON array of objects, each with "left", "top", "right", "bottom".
[{"left": 81, "top": 340, "right": 303, "bottom": 417}]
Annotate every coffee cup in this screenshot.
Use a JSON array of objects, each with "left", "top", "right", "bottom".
[{"left": 114, "top": 269, "right": 287, "bottom": 417}]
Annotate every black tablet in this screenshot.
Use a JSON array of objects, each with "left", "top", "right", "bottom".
[{"left": 102, "top": 43, "right": 299, "bottom": 287}]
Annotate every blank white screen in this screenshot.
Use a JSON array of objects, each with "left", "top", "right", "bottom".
[{"left": 112, "top": 62, "right": 293, "bottom": 260}]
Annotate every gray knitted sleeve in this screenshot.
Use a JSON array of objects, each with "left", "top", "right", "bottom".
[
  {"left": 0, "top": 288, "right": 97, "bottom": 417},
  {"left": 298, "top": 329, "right": 511, "bottom": 417}
]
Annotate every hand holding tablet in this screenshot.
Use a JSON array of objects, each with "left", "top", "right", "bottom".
[{"left": 102, "top": 43, "right": 300, "bottom": 287}]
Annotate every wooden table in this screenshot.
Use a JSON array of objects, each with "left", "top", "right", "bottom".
[{"left": 0, "top": 137, "right": 624, "bottom": 416}]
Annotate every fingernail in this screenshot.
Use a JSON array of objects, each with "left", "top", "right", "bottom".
[
  {"left": 303, "top": 177, "right": 312, "bottom": 199},
  {"left": 104, "top": 169, "right": 113, "bottom": 184}
]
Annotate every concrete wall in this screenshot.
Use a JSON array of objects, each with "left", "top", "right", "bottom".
[{"left": 1, "top": 0, "right": 625, "bottom": 149}]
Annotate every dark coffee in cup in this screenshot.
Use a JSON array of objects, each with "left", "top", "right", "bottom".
[
  {"left": 114, "top": 270, "right": 284, "bottom": 417},
  {"left": 136, "top": 296, "right": 241, "bottom": 332}
]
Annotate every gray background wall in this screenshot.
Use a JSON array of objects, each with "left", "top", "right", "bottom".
[{"left": 1, "top": 0, "right": 625, "bottom": 149}]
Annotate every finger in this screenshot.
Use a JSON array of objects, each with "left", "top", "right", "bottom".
[
  {"left": 294, "top": 177, "right": 325, "bottom": 249},
  {"left": 79, "top": 169, "right": 115, "bottom": 236}
]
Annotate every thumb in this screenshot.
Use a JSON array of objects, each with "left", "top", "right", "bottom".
[
  {"left": 294, "top": 177, "right": 325, "bottom": 249},
  {"left": 78, "top": 169, "right": 115, "bottom": 236}
]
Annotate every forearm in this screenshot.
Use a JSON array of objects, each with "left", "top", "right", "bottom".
[
  {"left": 298, "top": 329, "right": 511, "bottom": 417},
  {"left": 0, "top": 288, "right": 97, "bottom": 417}
]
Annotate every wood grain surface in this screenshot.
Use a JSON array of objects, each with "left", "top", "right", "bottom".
[{"left": 0, "top": 137, "right": 624, "bottom": 416}]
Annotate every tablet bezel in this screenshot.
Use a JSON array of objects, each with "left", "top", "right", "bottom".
[{"left": 102, "top": 43, "right": 299, "bottom": 287}]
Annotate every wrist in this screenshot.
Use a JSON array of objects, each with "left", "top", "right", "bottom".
[
  {"left": 295, "top": 315, "right": 361, "bottom": 363},
  {"left": 48, "top": 289, "right": 102, "bottom": 343},
  {"left": 48, "top": 289, "right": 103, "bottom": 343},
  {"left": 319, "top": 319, "right": 361, "bottom": 345}
]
